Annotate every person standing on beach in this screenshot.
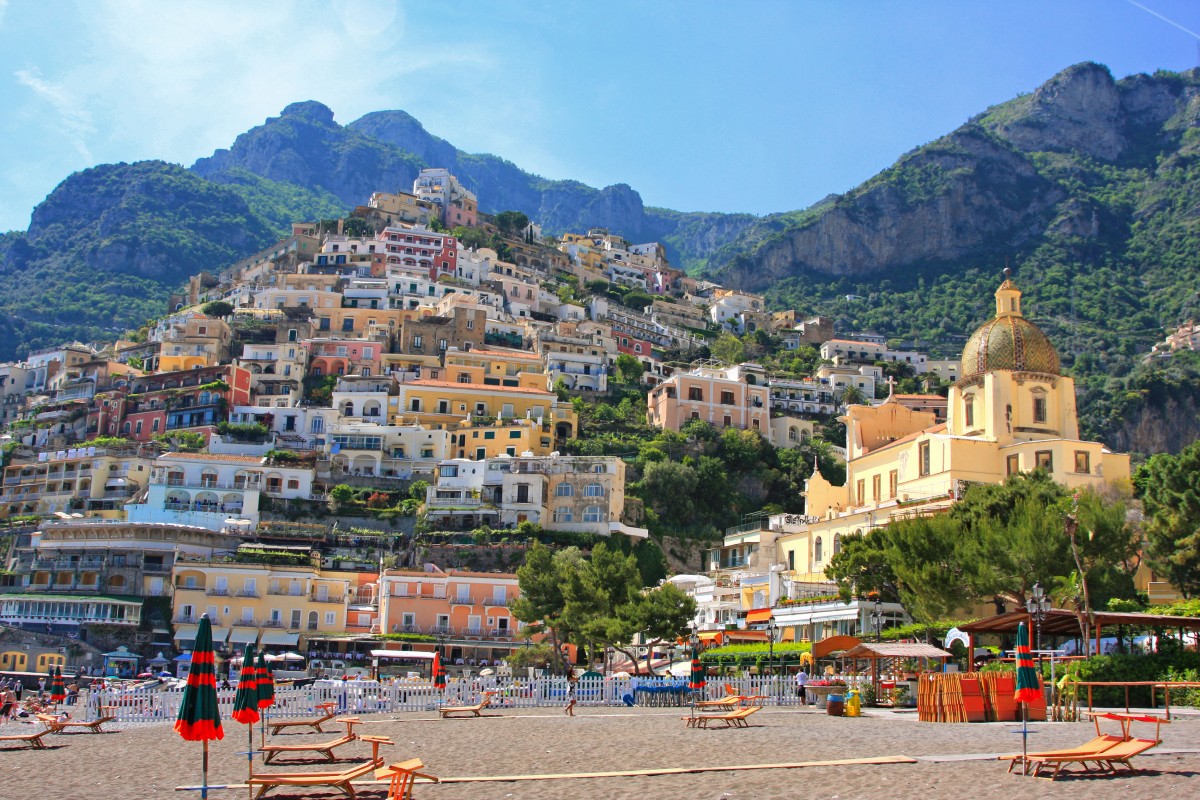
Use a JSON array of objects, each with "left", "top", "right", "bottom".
[
  {"left": 795, "top": 668, "right": 809, "bottom": 703},
  {"left": 564, "top": 674, "right": 577, "bottom": 716}
]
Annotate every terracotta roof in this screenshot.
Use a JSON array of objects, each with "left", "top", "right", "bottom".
[
  {"left": 824, "top": 339, "right": 884, "bottom": 347},
  {"left": 407, "top": 379, "right": 551, "bottom": 395},
  {"left": 160, "top": 453, "right": 266, "bottom": 464}
]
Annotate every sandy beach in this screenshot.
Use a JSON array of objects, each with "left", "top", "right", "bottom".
[{"left": 2, "top": 706, "right": 1198, "bottom": 800}]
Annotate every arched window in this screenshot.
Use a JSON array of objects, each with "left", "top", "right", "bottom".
[
  {"left": 555, "top": 484, "right": 573, "bottom": 497},
  {"left": 554, "top": 507, "right": 574, "bottom": 523},
  {"left": 814, "top": 537, "right": 823, "bottom": 562},
  {"left": 584, "top": 483, "right": 604, "bottom": 497},
  {"left": 583, "top": 505, "right": 602, "bottom": 522},
  {"left": 343, "top": 402, "right": 355, "bottom": 417},
  {"left": 833, "top": 534, "right": 842, "bottom": 556},
  {"left": 199, "top": 391, "right": 211, "bottom": 405},
  {"left": 788, "top": 427, "right": 798, "bottom": 442},
  {"left": 307, "top": 611, "right": 319, "bottom": 631}
]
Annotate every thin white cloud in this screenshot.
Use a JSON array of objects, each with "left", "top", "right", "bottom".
[
  {"left": 1126, "top": 1, "right": 1200, "bottom": 41},
  {"left": 14, "top": 67, "right": 95, "bottom": 161}
]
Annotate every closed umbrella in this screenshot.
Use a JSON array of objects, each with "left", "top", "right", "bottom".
[
  {"left": 432, "top": 651, "right": 447, "bottom": 691},
  {"left": 1014, "top": 621, "right": 1040, "bottom": 774},
  {"left": 688, "top": 647, "right": 706, "bottom": 715},
  {"left": 254, "top": 651, "right": 275, "bottom": 748},
  {"left": 231, "top": 645, "right": 260, "bottom": 796},
  {"left": 50, "top": 666, "right": 67, "bottom": 705},
  {"left": 174, "top": 614, "right": 223, "bottom": 800}
]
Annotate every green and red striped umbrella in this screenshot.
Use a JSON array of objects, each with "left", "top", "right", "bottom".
[
  {"left": 254, "top": 651, "right": 275, "bottom": 710},
  {"left": 231, "top": 645, "right": 260, "bottom": 725},
  {"left": 688, "top": 647, "right": 706, "bottom": 692},
  {"left": 50, "top": 666, "right": 66, "bottom": 703},
  {"left": 1014, "top": 621, "right": 1040, "bottom": 704},
  {"left": 432, "top": 651, "right": 446, "bottom": 690},
  {"left": 175, "top": 614, "right": 224, "bottom": 742}
]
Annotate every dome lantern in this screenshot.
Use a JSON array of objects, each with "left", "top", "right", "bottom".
[{"left": 960, "top": 271, "right": 1060, "bottom": 379}]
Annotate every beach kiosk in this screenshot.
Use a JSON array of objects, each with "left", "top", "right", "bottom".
[{"left": 102, "top": 646, "right": 141, "bottom": 678}]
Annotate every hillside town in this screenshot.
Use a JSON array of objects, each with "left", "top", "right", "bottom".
[{"left": 0, "top": 167, "right": 1168, "bottom": 682}]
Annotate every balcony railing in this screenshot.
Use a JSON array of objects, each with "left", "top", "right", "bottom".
[
  {"left": 391, "top": 624, "right": 422, "bottom": 634},
  {"left": 267, "top": 588, "right": 306, "bottom": 597},
  {"left": 482, "top": 597, "right": 508, "bottom": 607},
  {"left": 174, "top": 584, "right": 206, "bottom": 593},
  {"left": 166, "top": 479, "right": 247, "bottom": 491},
  {"left": 173, "top": 614, "right": 199, "bottom": 624},
  {"left": 428, "top": 624, "right": 454, "bottom": 636},
  {"left": 449, "top": 595, "right": 475, "bottom": 605},
  {"left": 236, "top": 589, "right": 261, "bottom": 598},
  {"left": 206, "top": 588, "right": 231, "bottom": 597},
  {"left": 260, "top": 619, "right": 284, "bottom": 628},
  {"left": 310, "top": 593, "right": 345, "bottom": 604}
]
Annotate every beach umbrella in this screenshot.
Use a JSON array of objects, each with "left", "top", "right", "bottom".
[
  {"left": 687, "top": 647, "right": 706, "bottom": 716},
  {"left": 432, "top": 651, "right": 447, "bottom": 691},
  {"left": 50, "top": 666, "right": 67, "bottom": 704},
  {"left": 1013, "top": 621, "right": 1040, "bottom": 774},
  {"left": 254, "top": 651, "right": 275, "bottom": 748},
  {"left": 231, "top": 645, "right": 260, "bottom": 796},
  {"left": 175, "top": 614, "right": 224, "bottom": 800}
]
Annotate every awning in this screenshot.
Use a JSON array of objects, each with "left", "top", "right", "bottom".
[
  {"left": 229, "top": 628, "right": 259, "bottom": 645},
  {"left": 745, "top": 608, "right": 773, "bottom": 624},
  {"left": 173, "top": 624, "right": 198, "bottom": 642},
  {"left": 259, "top": 631, "right": 300, "bottom": 647},
  {"left": 697, "top": 631, "right": 725, "bottom": 645},
  {"left": 210, "top": 627, "right": 230, "bottom": 644},
  {"left": 369, "top": 649, "right": 436, "bottom": 660}
]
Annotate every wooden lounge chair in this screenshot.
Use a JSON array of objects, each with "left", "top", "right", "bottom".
[
  {"left": 688, "top": 705, "right": 762, "bottom": 729},
  {"left": 260, "top": 717, "right": 375, "bottom": 763},
  {"left": 1026, "top": 737, "right": 1161, "bottom": 780},
  {"left": 35, "top": 707, "right": 117, "bottom": 734},
  {"left": 695, "top": 695, "right": 744, "bottom": 710},
  {"left": 246, "top": 759, "right": 379, "bottom": 799},
  {"left": 0, "top": 728, "right": 51, "bottom": 750},
  {"left": 268, "top": 702, "right": 338, "bottom": 735},
  {"left": 375, "top": 758, "right": 439, "bottom": 800},
  {"left": 1000, "top": 734, "right": 1124, "bottom": 773},
  {"left": 438, "top": 690, "right": 497, "bottom": 718}
]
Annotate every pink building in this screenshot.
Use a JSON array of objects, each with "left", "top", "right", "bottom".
[
  {"left": 377, "top": 226, "right": 457, "bottom": 281},
  {"left": 647, "top": 362, "right": 770, "bottom": 433},
  {"left": 304, "top": 338, "right": 383, "bottom": 378}
]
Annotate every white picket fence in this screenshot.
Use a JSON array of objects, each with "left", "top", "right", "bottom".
[{"left": 83, "top": 675, "right": 824, "bottom": 724}]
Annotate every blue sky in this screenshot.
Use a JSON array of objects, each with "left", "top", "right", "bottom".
[{"left": 2, "top": 0, "right": 1200, "bottom": 232}]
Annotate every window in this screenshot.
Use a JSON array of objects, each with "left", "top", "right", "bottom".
[
  {"left": 723, "top": 415, "right": 732, "bottom": 427},
  {"left": 413, "top": 335, "right": 423, "bottom": 349},
  {"left": 814, "top": 537, "right": 823, "bottom": 562},
  {"left": 1007, "top": 454, "right": 1020, "bottom": 475},
  {"left": 1033, "top": 395, "right": 1047, "bottom": 424},
  {"left": 555, "top": 484, "right": 574, "bottom": 497},
  {"left": 457, "top": 373, "right": 471, "bottom": 383},
  {"left": 720, "top": 390, "right": 734, "bottom": 405},
  {"left": 135, "top": 420, "right": 143, "bottom": 435},
  {"left": 888, "top": 470, "right": 897, "bottom": 499},
  {"left": 1036, "top": 450, "right": 1053, "bottom": 471},
  {"left": 1074, "top": 451, "right": 1090, "bottom": 474},
  {"left": 856, "top": 480, "right": 865, "bottom": 506},
  {"left": 918, "top": 441, "right": 931, "bottom": 476},
  {"left": 688, "top": 387, "right": 703, "bottom": 401},
  {"left": 787, "top": 550, "right": 795, "bottom": 571},
  {"left": 583, "top": 505, "right": 602, "bottom": 522},
  {"left": 287, "top": 479, "right": 300, "bottom": 490},
  {"left": 554, "top": 506, "right": 574, "bottom": 523},
  {"left": 963, "top": 394, "right": 975, "bottom": 428},
  {"left": 438, "top": 339, "right": 448, "bottom": 351},
  {"left": 325, "top": 612, "right": 335, "bottom": 625},
  {"left": 584, "top": 483, "right": 604, "bottom": 497},
  {"left": 872, "top": 474, "right": 881, "bottom": 502}
]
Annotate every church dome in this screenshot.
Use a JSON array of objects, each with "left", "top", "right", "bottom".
[{"left": 960, "top": 274, "right": 1060, "bottom": 379}]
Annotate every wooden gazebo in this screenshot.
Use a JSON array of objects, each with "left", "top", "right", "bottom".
[
  {"left": 958, "top": 608, "right": 1200, "bottom": 656},
  {"left": 839, "top": 642, "right": 952, "bottom": 693}
]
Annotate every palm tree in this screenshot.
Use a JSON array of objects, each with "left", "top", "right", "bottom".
[{"left": 840, "top": 385, "right": 869, "bottom": 407}]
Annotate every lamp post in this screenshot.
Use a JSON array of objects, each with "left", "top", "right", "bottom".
[
  {"left": 765, "top": 618, "right": 777, "bottom": 702},
  {"left": 1025, "top": 582, "right": 1051, "bottom": 668},
  {"left": 870, "top": 599, "right": 885, "bottom": 643}
]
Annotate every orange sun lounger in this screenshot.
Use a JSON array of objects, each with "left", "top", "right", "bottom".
[
  {"left": 35, "top": 707, "right": 117, "bottom": 734},
  {"left": 375, "top": 758, "right": 439, "bottom": 800},
  {"left": 268, "top": 702, "right": 338, "bottom": 735},
  {"left": 0, "top": 728, "right": 52, "bottom": 750},
  {"left": 246, "top": 759, "right": 380, "bottom": 799},
  {"left": 685, "top": 705, "right": 762, "bottom": 728},
  {"left": 1025, "top": 736, "right": 1161, "bottom": 780},
  {"left": 438, "top": 690, "right": 497, "bottom": 718}
]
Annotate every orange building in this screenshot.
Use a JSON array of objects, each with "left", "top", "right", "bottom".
[{"left": 379, "top": 566, "right": 522, "bottom": 666}]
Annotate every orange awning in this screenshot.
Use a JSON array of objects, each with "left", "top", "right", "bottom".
[
  {"left": 745, "top": 608, "right": 773, "bottom": 624},
  {"left": 697, "top": 631, "right": 725, "bottom": 645}
]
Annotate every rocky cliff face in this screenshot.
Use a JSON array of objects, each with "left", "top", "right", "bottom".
[{"left": 710, "top": 63, "right": 1200, "bottom": 288}]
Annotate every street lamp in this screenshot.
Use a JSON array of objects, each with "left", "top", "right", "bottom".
[
  {"left": 870, "top": 599, "right": 885, "bottom": 643},
  {"left": 1025, "top": 582, "right": 1051, "bottom": 666},
  {"left": 765, "top": 618, "right": 778, "bottom": 703}
]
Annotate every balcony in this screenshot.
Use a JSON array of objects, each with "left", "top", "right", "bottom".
[
  {"left": 488, "top": 628, "right": 513, "bottom": 639},
  {"left": 267, "top": 588, "right": 306, "bottom": 597},
  {"left": 482, "top": 597, "right": 508, "bottom": 607},
  {"left": 173, "top": 613, "right": 199, "bottom": 624},
  {"left": 390, "top": 623, "right": 422, "bottom": 634},
  {"left": 166, "top": 479, "right": 247, "bottom": 491},
  {"left": 260, "top": 619, "right": 284, "bottom": 628},
  {"left": 174, "top": 584, "right": 206, "bottom": 593},
  {"left": 310, "top": 593, "right": 345, "bottom": 604},
  {"left": 206, "top": 588, "right": 231, "bottom": 597},
  {"left": 235, "top": 589, "right": 261, "bottom": 598},
  {"left": 449, "top": 595, "right": 475, "bottom": 606},
  {"left": 428, "top": 624, "right": 454, "bottom": 636}
]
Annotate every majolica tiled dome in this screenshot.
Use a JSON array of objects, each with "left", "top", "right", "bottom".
[{"left": 960, "top": 276, "right": 1060, "bottom": 379}]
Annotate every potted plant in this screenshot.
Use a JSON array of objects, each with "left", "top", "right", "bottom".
[{"left": 899, "top": 659, "right": 920, "bottom": 679}]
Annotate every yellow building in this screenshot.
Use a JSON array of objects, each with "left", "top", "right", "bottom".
[
  {"left": 394, "top": 377, "right": 577, "bottom": 448},
  {"left": 442, "top": 347, "right": 544, "bottom": 385},
  {"left": 0, "top": 446, "right": 153, "bottom": 520},
  {"left": 774, "top": 275, "right": 1131, "bottom": 581},
  {"left": 171, "top": 558, "right": 361, "bottom": 652}
]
